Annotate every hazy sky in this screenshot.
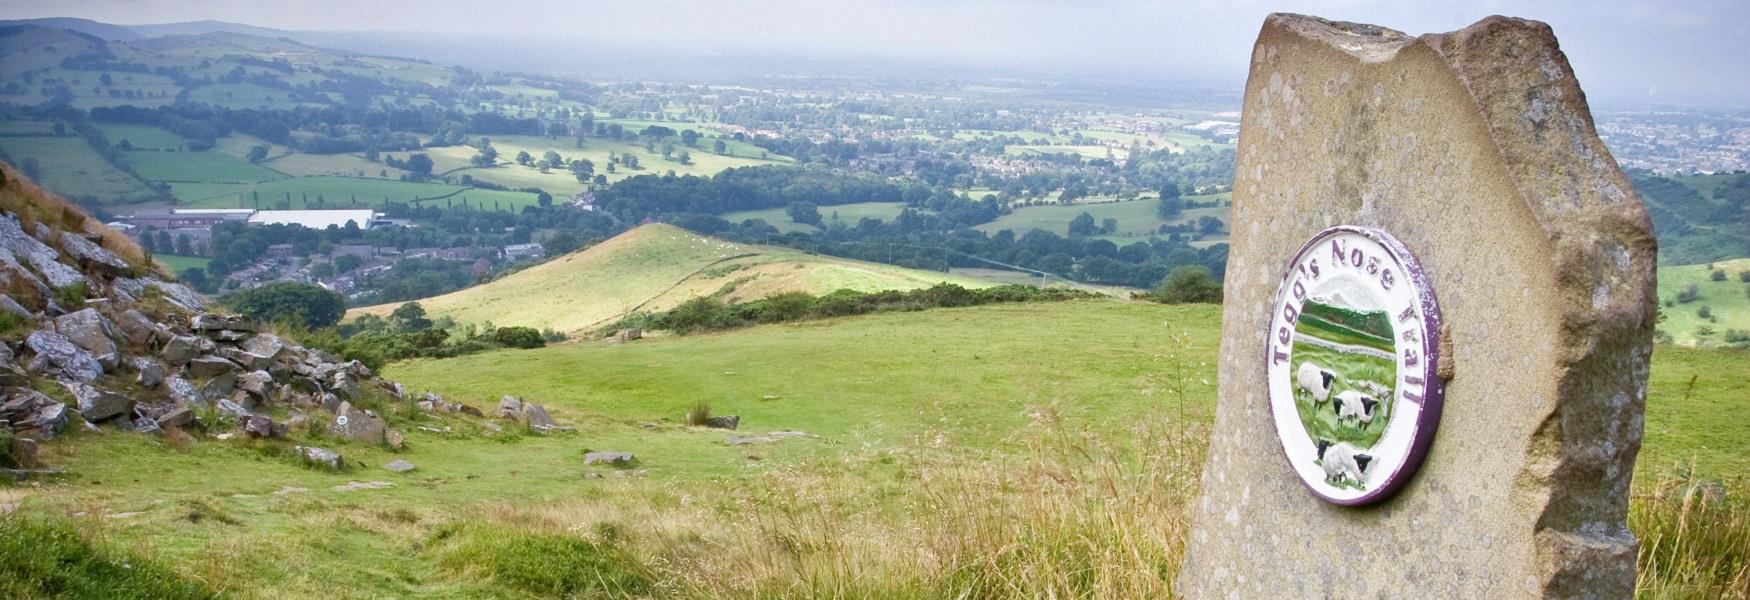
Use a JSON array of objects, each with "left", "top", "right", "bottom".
[{"left": 4, "top": 0, "right": 1746, "bottom": 106}]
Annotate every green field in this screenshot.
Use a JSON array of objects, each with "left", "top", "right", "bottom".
[
  {"left": 0, "top": 135, "right": 154, "bottom": 202},
  {"left": 723, "top": 201, "right": 909, "bottom": 233},
  {"left": 423, "top": 134, "right": 790, "bottom": 195},
  {"left": 94, "top": 123, "right": 191, "bottom": 151},
  {"left": 350, "top": 223, "right": 992, "bottom": 333},
  {"left": 974, "top": 194, "right": 1230, "bottom": 241},
  {"left": 175, "top": 176, "right": 539, "bottom": 211},
  {"left": 152, "top": 253, "right": 211, "bottom": 274},
  {"left": 1657, "top": 258, "right": 1750, "bottom": 347},
  {"left": 8, "top": 300, "right": 1746, "bottom": 597},
  {"left": 121, "top": 149, "right": 286, "bottom": 183}
]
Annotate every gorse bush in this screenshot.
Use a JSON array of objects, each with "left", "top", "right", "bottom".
[{"left": 610, "top": 283, "right": 1096, "bottom": 335}]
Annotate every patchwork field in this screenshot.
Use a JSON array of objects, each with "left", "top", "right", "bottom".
[
  {"left": 975, "top": 194, "right": 1230, "bottom": 242},
  {"left": 0, "top": 136, "right": 154, "bottom": 202},
  {"left": 348, "top": 223, "right": 992, "bottom": 333},
  {"left": 1656, "top": 257, "right": 1750, "bottom": 347},
  {"left": 175, "top": 176, "right": 539, "bottom": 211},
  {"left": 722, "top": 201, "right": 909, "bottom": 233},
  {"left": 424, "top": 134, "right": 790, "bottom": 195},
  {"left": 94, "top": 123, "right": 191, "bottom": 151},
  {"left": 120, "top": 149, "right": 286, "bottom": 183}
]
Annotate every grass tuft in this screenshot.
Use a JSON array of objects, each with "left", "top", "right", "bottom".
[
  {"left": 0, "top": 515, "right": 218, "bottom": 599},
  {"left": 1632, "top": 465, "right": 1750, "bottom": 598},
  {"left": 684, "top": 400, "right": 712, "bottom": 426}
]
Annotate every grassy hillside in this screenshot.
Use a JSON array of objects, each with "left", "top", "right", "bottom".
[
  {"left": 722, "top": 201, "right": 909, "bottom": 233},
  {"left": 1657, "top": 258, "right": 1750, "bottom": 347},
  {"left": 348, "top": 223, "right": 993, "bottom": 333},
  {"left": 974, "top": 193, "right": 1230, "bottom": 242},
  {"left": 11, "top": 300, "right": 1745, "bottom": 597}
]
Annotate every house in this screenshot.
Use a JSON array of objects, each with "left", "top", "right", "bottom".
[
  {"left": 249, "top": 210, "right": 380, "bottom": 230},
  {"left": 502, "top": 243, "right": 544, "bottom": 260}
]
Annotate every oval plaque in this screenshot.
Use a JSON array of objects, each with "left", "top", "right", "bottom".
[{"left": 1265, "top": 226, "right": 1443, "bottom": 505}]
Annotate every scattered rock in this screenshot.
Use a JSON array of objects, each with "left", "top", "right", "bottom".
[
  {"left": 296, "top": 446, "right": 343, "bottom": 471},
  {"left": 217, "top": 347, "right": 273, "bottom": 371},
  {"left": 0, "top": 295, "right": 29, "bottom": 319},
  {"left": 66, "top": 382, "right": 130, "bottom": 422},
  {"left": 583, "top": 451, "right": 636, "bottom": 466},
  {"left": 0, "top": 213, "right": 86, "bottom": 289},
  {"left": 239, "top": 333, "right": 286, "bottom": 361},
  {"left": 329, "top": 401, "right": 386, "bottom": 445},
  {"left": 111, "top": 309, "right": 160, "bottom": 348},
  {"left": 159, "top": 335, "right": 202, "bottom": 365},
  {"left": 522, "top": 403, "right": 558, "bottom": 430},
  {"left": 703, "top": 415, "right": 740, "bottom": 430},
  {"left": 383, "top": 459, "right": 416, "bottom": 473},
  {"left": 242, "top": 415, "right": 277, "bottom": 439},
  {"left": 0, "top": 390, "right": 68, "bottom": 439},
  {"left": 496, "top": 395, "right": 523, "bottom": 419},
  {"left": 130, "top": 356, "right": 165, "bottom": 389},
  {"left": 164, "top": 376, "right": 200, "bottom": 405},
  {"left": 385, "top": 429, "right": 405, "bottom": 450},
  {"left": 24, "top": 330, "right": 102, "bottom": 382},
  {"left": 54, "top": 231, "right": 130, "bottom": 276},
  {"left": 185, "top": 356, "right": 238, "bottom": 379},
  {"left": 7, "top": 435, "right": 39, "bottom": 469},
  {"left": 191, "top": 313, "right": 256, "bottom": 334},
  {"left": 154, "top": 406, "right": 194, "bottom": 429},
  {"left": 617, "top": 328, "right": 642, "bottom": 342},
  {"left": 332, "top": 480, "right": 392, "bottom": 492},
  {"left": 53, "top": 309, "right": 120, "bottom": 369}
]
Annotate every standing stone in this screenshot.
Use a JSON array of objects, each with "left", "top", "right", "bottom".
[{"left": 1178, "top": 15, "right": 1656, "bottom": 599}]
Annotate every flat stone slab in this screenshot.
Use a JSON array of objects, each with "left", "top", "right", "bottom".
[{"left": 1178, "top": 14, "right": 1656, "bottom": 599}]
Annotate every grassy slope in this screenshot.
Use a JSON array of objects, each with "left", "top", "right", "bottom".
[
  {"left": 974, "top": 193, "right": 1230, "bottom": 241},
  {"left": 0, "top": 136, "right": 152, "bottom": 200},
  {"left": 10, "top": 300, "right": 1745, "bottom": 597},
  {"left": 722, "top": 201, "right": 909, "bottom": 233},
  {"left": 348, "top": 223, "right": 993, "bottom": 333},
  {"left": 1657, "top": 258, "right": 1750, "bottom": 346}
]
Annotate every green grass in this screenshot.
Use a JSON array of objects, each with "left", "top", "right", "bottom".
[
  {"left": 974, "top": 194, "right": 1229, "bottom": 241},
  {"left": 121, "top": 149, "right": 285, "bottom": 183},
  {"left": 0, "top": 119, "right": 58, "bottom": 135},
  {"left": 424, "top": 134, "right": 790, "bottom": 195},
  {"left": 174, "top": 176, "right": 538, "bottom": 211},
  {"left": 349, "top": 223, "right": 991, "bottom": 333},
  {"left": 0, "top": 516, "right": 217, "bottom": 598},
  {"left": 94, "top": 123, "right": 189, "bottom": 151},
  {"left": 1640, "top": 345, "right": 1750, "bottom": 475},
  {"left": 0, "top": 136, "right": 155, "bottom": 202},
  {"left": 153, "top": 254, "right": 210, "bottom": 274},
  {"left": 723, "top": 201, "right": 909, "bottom": 233},
  {"left": 1657, "top": 258, "right": 1750, "bottom": 347}
]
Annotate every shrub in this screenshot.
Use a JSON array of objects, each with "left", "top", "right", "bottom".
[
  {"left": 221, "top": 282, "right": 345, "bottom": 329},
  {"left": 491, "top": 326, "right": 545, "bottom": 349},
  {"left": 1676, "top": 283, "right": 1702, "bottom": 304},
  {"left": 1150, "top": 266, "right": 1223, "bottom": 304},
  {"left": 1740, "top": 270, "right": 1750, "bottom": 283},
  {"left": 1711, "top": 269, "right": 1728, "bottom": 282},
  {"left": 685, "top": 400, "right": 711, "bottom": 426},
  {"left": 435, "top": 525, "right": 652, "bottom": 597},
  {"left": 1698, "top": 306, "right": 1714, "bottom": 321}
]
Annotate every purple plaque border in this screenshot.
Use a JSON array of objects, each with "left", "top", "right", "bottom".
[{"left": 1263, "top": 225, "right": 1445, "bottom": 507}]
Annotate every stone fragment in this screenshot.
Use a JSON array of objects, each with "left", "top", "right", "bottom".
[
  {"left": 130, "top": 356, "right": 166, "bottom": 389},
  {"left": 132, "top": 417, "right": 161, "bottom": 436},
  {"left": 53, "top": 308, "right": 119, "bottom": 369},
  {"left": 496, "top": 395, "right": 522, "bottom": 419},
  {"left": 185, "top": 356, "right": 238, "bottom": 379},
  {"left": 146, "top": 280, "right": 206, "bottom": 311},
  {"left": 385, "top": 429, "right": 405, "bottom": 450},
  {"left": 329, "top": 401, "right": 387, "bottom": 444},
  {"left": 521, "top": 403, "right": 558, "bottom": 430},
  {"left": 191, "top": 313, "right": 256, "bottom": 334},
  {"left": 159, "top": 335, "right": 203, "bottom": 365},
  {"left": 55, "top": 232, "right": 130, "bottom": 276},
  {"left": 239, "top": 332, "right": 286, "bottom": 360},
  {"left": 24, "top": 330, "right": 102, "bottom": 382},
  {"left": 65, "top": 383, "right": 131, "bottom": 422},
  {"left": 0, "top": 390, "right": 67, "bottom": 439},
  {"left": 1176, "top": 15, "right": 1657, "bottom": 599},
  {"left": 332, "top": 480, "right": 391, "bottom": 492},
  {"left": 703, "top": 415, "right": 739, "bottom": 430},
  {"left": 0, "top": 295, "right": 30, "bottom": 319},
  {"left": 111, "top": 309, "right": 161, "bottom": 348},
  {"left": 583, "top": 451, "right": 635, "bottom": 466},
  {"left": 198, "top": 371, "right": 237, "bottom": 403},
  {"left": 217, "top": 347, "right": 272, "bottom": 371},
  {"left": 164, "top": 377, "right": 201, "bottom": 405},
  {"left": 296, "top": 446, "right": 344, "bottom": 471},
  {"left": 0, "top": 214, "right": 86, "bottom": 290},
  {"left": 154, "top": 406, "right": 195, "bottom": 429},
  {"left": 242, "top": 415, "right": 276, "bottom": 439},
  {"left": 236, "top": 370, "right": 274, "bottom": 397},
  {"left": 384, "top": 459, "right": 416, "bottom": 473}
]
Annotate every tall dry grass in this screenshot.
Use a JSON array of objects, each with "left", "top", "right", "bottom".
[
  {"left": 437, "top": 409, "right": 1208, "bottom": 599},
  {"left": 0, "top": 161, "right": 150, "bottom": 271},
  {"left": 1632, "top": 466, "right": 1750, "bottom": 599}
]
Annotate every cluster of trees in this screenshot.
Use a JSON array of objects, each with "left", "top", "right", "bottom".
[
  {"left": 614, "top": 283, "right": 1096, "bottom": 335},
  {"left": 219, "top": 282, "right": 348, "bottom": 329},
  {"left": 302, "top": 302, "right": 560, "bottom": 369}
]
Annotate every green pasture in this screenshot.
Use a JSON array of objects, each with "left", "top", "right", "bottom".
[
  {"left": 261, "top": 152, "right": 407, "bottom": 179},
  {"left": 170, "top": 176, "right": 539, "bottom": 211},
  {"left": 0, "top": 136, "right": 154, "bottom": 202},
  {"left": 121, "top": 149, "right": 285, "bottom": 183},
  {"left": 153, "top": 253, "right": 211, "bottom": 274},
  {"left": 0, "top": 119, "right": 58, "bottom": 135},
  {"left": 1289, "top": 328, "right": 1397, "bottom": 450},
  {"left": 94, "top": 123, "right": 190, "bottom": 151},
  {"left": 723, "top": 201, "right": 909, "bottom": 233},
  {"left": 1656, "top": 258, "right": 1750, "bottom": 347},
  {"left": 1006, "top": 144, "right": 1124, "bottom": 160},
  {"left": 974, "top": 194, "right": 1230, "bottom": 240}
]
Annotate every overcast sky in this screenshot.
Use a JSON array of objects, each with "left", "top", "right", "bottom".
[{"left": 4, "top": 0, "right": 1745, "bottom": 106}]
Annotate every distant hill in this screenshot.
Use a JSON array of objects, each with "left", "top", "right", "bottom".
[
  {"left": 0, "top": 17, "right": 291, "bottom": 41},
  {"left": 347, "top": 223, "right": 994, "bottom": 334},
  {"left": 1632, "top": 171, "right": 1750, "bottom": 265}
]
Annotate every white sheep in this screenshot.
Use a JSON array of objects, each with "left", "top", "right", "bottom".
[
  {"left": 1316, "top": 439, "right": 1374, "bottom": 485},
  {"left": 1333, "top": 390, "right": 1381, "bottom": 423},
  {"left": 1296, "top": 362, "right": 1336, "bottom": 405}
]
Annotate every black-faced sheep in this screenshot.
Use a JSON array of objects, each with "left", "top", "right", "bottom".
[
  {"left": 1316, "top": 439, "right": 1374, "bottom": 485},
  {"left": 1297, "top": 362, "right": 1336, "bottom": 404},
  {"left": 1333, "top": 390, "right": 1380, "bottom": 423}
]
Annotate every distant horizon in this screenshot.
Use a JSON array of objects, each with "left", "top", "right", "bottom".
[{"left": 1, "top": 1, "right": 1747, "bottom": 108}]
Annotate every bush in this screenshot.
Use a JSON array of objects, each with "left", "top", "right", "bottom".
[
  {"left": 492, "top": 326, "right": 545, "bottom": 349},
  {"left": 1739, "top": 270, "right": 1750, "bottom": 283},
  {"left": 1150, "top": 266, "right": 1223, "bottom": 304},
  {"left": 1711, "top": 269, "right": 1728, "bottom": 281},
  {"left": 685, "top": 400, "right": 711, "bottom": 426},
  {"left": 1676, "top": 283, "right": 1702, "bottom": 304},
  {"left": 221, "top": 282, "right": 345, "bottom": 329}
]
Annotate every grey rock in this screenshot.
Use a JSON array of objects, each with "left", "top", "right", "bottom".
[
  {"left": 146, "top": 281, "right": 206, "bottom": 311},
  {"left": 65, "top": 382, "right": 130, "bottom": 422},
  {"left": 583, "top": 451, "right": 635, "bottom": 466},
  {"left": 703, "top": 415, "right": 740, "bottom": 430},
  {"left": 522, "top": 403, "right": 558, "bottom": 430},
  {"left": 132, "top": 416, "right": 161, "bottom": 436},
  {"left": 296, "top": 446, "right": 344, "bottom": 471},
  {"left": 185, "top": 356, "right": 238, "bottom": 379},
  {"left": 328, "top": 371, "right": 361, "bottom": 401},
  {"left": 236, "top": 370, "right": 274, "bottom": 397},
  {"left": 242, "top": 415, "right": 276, "bottom": 438},
  {"left": 385, "top": 429, "right": 405, "bottom": 450},
  {"left": 154, "top": 406, "right": 195, "bottom": 429},
  {"left": 0, "top": 214, "right": 86, "bottom": 290},
  {"left": 0, "top": 390, "right": 67, "bottom": 439},
  {"left": 130, "top": 356, "right": 166, "bottom": 389},
  {"left": 329, "top": 401, "right": 386, "bottom": 445},
  {"left": 111, "top": 309, "right": 161, "bottom": 348},
  {"left": 55, "top": 231, "right": 130, "bottom": 276},
  {"left": 24, "top": 330, "right": 102, "bottom": 382},
  {"left": 496, "top": 395, "right": 523, "bottom": 419},
  {"left": 7, "top": 435, "right": 41, "bottom": 469},
  {"left": 0, "top": 295, "right": 29, "bottom": 319},
  {"left": 239, "top": 333, "right": 286, "bottom": 361},
  {"left": 159, "top": 335, "right": 203, "bottom": 365},
  {"left": 53, "top": 308, "right": 119, "bottom": 369},
  {"left": 197, "top": 371, "right": 237, "bottom": 403},
  {"left": 216, "top": 398, "right": 251, "bottom": 420},
  {"left": 108, "top": 277, "right": 145, "bottom": 303},
  {"left": 383, "top": 459, "right": 416, "bottom": 473},
  {"left": 191, "top": 313, "right": 256, "bottom": 334},
  {"left": 218, "top": 347, "right": 272, "bottom": 371},
  {"left": 320, "top": 392, "right": 342, "bottom": 412},
  {"left": 164, "top": 376, "right": 201, "bottom": 405}
]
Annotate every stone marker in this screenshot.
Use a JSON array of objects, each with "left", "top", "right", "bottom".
[
  {"left": 1178, "top": 14, "right": 1656, "bottom": 599},
  {"left": 584, "top": 451, "right": 635, "bottom": 466}
]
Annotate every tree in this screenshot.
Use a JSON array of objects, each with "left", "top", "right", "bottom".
[
  {"left": 786, "top": 201, "right": 822, "bottom": 226},
  {"left": 537, "top": 191, "right": 553, "bottom": 208},
  {"left": 1152, "top": 266, "right": 1223, "bottom": 304},
  {"left": 515, "top": 150, "right": 533, "bottom": 166},
  {"left": 1067, "top": 212, "right": 1097, "bottom": 238},
  {"left": 677, "top": 150, "right": 692, "bottom": 165},
  {"left": 640, "top": 125, "right": 675, "bottom": 139},
  {"left": 569, "top": 158, "right": 594, "bottom": 183},
  {"left": 333, "top": 254, "right": 363, "bottom": 273},
  {"left": 492, "top": 326, "right": 545, "bottom": 349},
  {"left": 174, "top": 234, "right": 192, "bottom": 256},
  {"left": 713, "top": 139, "right": 728, "bottom": 154},
  {"left": 389, "top": 302, "right": 433, "bottom": 332},
  {"left": 220, "top": 282, "right": 346, "bottom": 329},
  {"left": 246, "top": 145, "right": 268, "bottom": 163},
  {"left": 542, "top": 150, "right": 563, "bottom": 166},
  {"left": 404, "top": 153, "right": 434, "bottom": 178},
  {"left": 680, "top": 129, "right": 700, "bottom": 147},
  {"left": 1157, "top": 184, "right": 1184, "bottom": 220}
]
